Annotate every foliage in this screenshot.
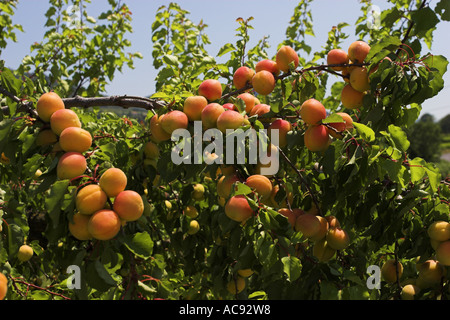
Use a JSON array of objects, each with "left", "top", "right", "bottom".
[{"left": 407, "top": 114, "right": 442, "bottom": 162}]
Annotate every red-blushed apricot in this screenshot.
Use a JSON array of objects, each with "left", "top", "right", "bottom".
[
  {"left": 255, "top": 59, "right": 280, "bottom": 76},
  {"left": 341, "top": 84, "right": 365, "bottom": 109},
  {"left": 233, "top": 66, "right": 255, "bottom": 90},
  {"left": 113, "top": 190, "right": 144, "bottom": 222},
  {"left": 59, "top": 127, "right": 92, "bottom": 153},
  {"left": 160, "top": 110, "right": 189, "bottom": 135},
  {"left": 325, "top": 215, "right": 340, "bottom": 229},
  {"left": 227, "top": 276, "right": 246, "bottom": 295},
  {"left": 245, "top": 174, "right": 273, "bottom": 200},
  {"left": 348, "top": 40, "right": 371, "bottom": 63},
  {"left": 68, "top": 212, "right": 93, "bottom": 240},
  {"left": 223, "top": 103, "right": 237, "bottom": 111},
  {"left": 427, "top": 221, "right": 450, "bottom": 242},
  {"left": 381, "top": 259, "right": 403, "bottom": 283},
  {"left": 249, "top": 103, "right": 271, "bottom": 118},
  {"left": 57, "top": 152, "right": 87, "bottom": 180},
  {"left": 217, "top": 174, "right": 240, "bottom": 199},
  {"left": 216, "top": 110, "right": 246, "bottom": 133},
  {"left": 278, "top": 208, "right": 296, "bottom": 227},
  {"left": 201, "top": 103, "right": 225, "bottom": 129},
  {"left": 183, "top": 95, "right": 208, "bottom": 121},
  {"left": 269, "top": 118, "right": 292, "bottom": 148},
  {"left": 304, "top": 125, "right": 331, "bottom": 152},
  {"left": 276, "top": 45, "right": 299, "bottom": 73},
  {"left": 225, "top": 195, "right": 254, "bottom": 223},
  {"left": 50, "top": 108, "right": 81, "bottom": 136},
  {"left": 312, "top": 238, "right": 336, "bottom": 262},
  {"left": 198, "top": 79, "right": 222, "bottom": 101},
  {"left": 150, "top": 114, "right": 171, "bottom": 143},
  {"left": 36, "top": 92, "right": 65, "bottom": 122},
  {"left": 326, "top": 227, "right": 350, "bottom": 250},
  {"left": 295, "top": 213, "right": 321, "bottom": 238},
  {"left": 99, "top": 167, "right": 127, "bottom": 198},
  {"left": 300, "top": 98, "right": 327, "bottom": 126},
  {"left": 309, "top": 216, "right": 329, "bottom": 242},
  {"left": 87, "top": 209, "right": 122, "bottom": 241},
  {"left": 349, "top": 67, "right": 370, "bottom": 92},
  {"left": 76, "top": 184, "right": 108, "bottom": 216},
  {"left": 237, "top": 92, "right": 259, "bottom": 114},
  {"left": 17, "top": 244, "right": 34, "bottom": 262},
  {"left": 327, "top": 112, "right": 354, "bottom": 139},
  {"left": 252, "top": 70, "right": 276, "bottom": 96},
  {"left": 436, "top": 241, "right": 450, "bottom": 266},
  {"left": 416, "top": 259, "right": 444, "bottom": 289},
  {"left": 144, "top": 141, "right": 159, "bottom": 159},
  {"left": 0, "top": 272, "right": 7, "bottom": 300},
  {"left": 327, "top": 49, "right": 349, "bottom": 71},
  {"left": 36, "top": 129, "right": 58, "bottom": 147}
]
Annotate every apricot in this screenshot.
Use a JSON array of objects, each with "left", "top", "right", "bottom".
[
  {"left": 183, "top": 95, "right": 208, "bottom": 121},
  {"left": 87, "top": 209, "right": 121, "bottom": 241},
  {"left": 236, "top": 92, "right": 259, "bottom": 114},
  {"left": 300, "top": 99, "right": 327, "bottom": 126},
  {"left": 0, "top": 152, "right": 10, "bottom": 165},
  {"left": 59, "top": 127, "right": 92, "bottom": 153},
  {"left": 326, "top": 227, "right": 350, "bottom": 250},
  {"left": 381, "top": 259, "right": 403, "bottom": 283},
  {"left": 327, "top": 112, "right": 354, "bottom": 139},
  {"left": 233, "top": 66, "right": 255, "bottom": 90},
  {"left": 36, "top": 129, "right": 58, "bottom": 147},
  {"left": 160, "top": 110, "right": 189, "bottom": 135},
  {"left": 325, "top": 215, "right": 340, "bottom": 229},
  {"left": 278, "top": 208, "right": 296, "bottom": 227},
  {"left": 184, "top": 205, "right": 199, "bottom": 218},
  {"left": 223, "top": 103, "right": 237, "bottom": 111},
  {"left": 36, "top": 91, "right": 65, "bottom": 122},
  {"left": 269, "top": 119, "right": 291, "bottom": 148},
  {"left": 249, "top": 103, "right": 271, "bottom": 119},
  {"left": 295, "top": 213, "right": 321, "bottom": 238},
  {"left": 227, "top": 276, "right": 245, "bottom": 295},
  {"left": 245, "top": 174, "right": 273, "bottom": 200},
  {"left": 217, "top": 174, "right": 240, "bottom": 199},
  {"left": 304, "top": 125, "right": 331, "bottom": 152},
  {"left": 436, "top": 241, "right": 450, "bottom": 266},
  {"left": 0, "top": 272, "right": 7, "bottom": 300},
  {"left": 349, "top": 67, "right": 370, "bottom": 92},
  {"left": 252, "top": 70, "right": 276, "bottom": 96},
  {"left": 309, "top": 216, "right": 329, "bottom": 242},
  {"left": 276, "top": 45, "right": 299, "bottom": 73},
  {"left": 225, "top": 195, "right": 254, "bottom": 222},
  {"left": 198, "top": 79, "right": 222, "bottom": 101},
  {"left": 416, "top": 259, "right": 444, "bottom": 288},
  {"left": 76, "top": 184, "right": 108, "bottom": 216},
  {"left": 68, "top": 212, "right": 93, "bottom": 240},
  {"left": 237, "top": 269, "right": 254, "bottom": 278},
  {"left": 216, "top": 110, "right": 246, "bottom": 133},
  {"left": 192, "top": 183, "right": 205, "bottom": 201},
  {"left": 113, "top": 190, "right": 144, "bottom": 222},
  {"left": 144, "top": 141, "right": 159, "bottom": 159},
  {"left": 17, "top": 244, "right": 34, "bottom": 262},
  {"left": 348, "top": 40, "right": 371, "bottom": 63},
  {"left": 341, "top": 84, "right": 365, "bottom": 109},
  {"left": 57, "top": 152, "right": 87, "bottom": 180},
  {"left": 201, "top": 103, "right": 225, "bottom": 129},
  {"left": 50, "top": 108, "right": 81, "bottom": 136},
  {"left": 312, "top": 238, "right": 336, "bottom": 262},
  {"left": 401, "top": 284, "right": 420, "bottom": 300},
  {"left": 427, "top": 221, "right": 450, "bottom": 242},
  {"left": 150, "top": 114, "right": 171, "bottom": 143},
  {"left": 327, "top": 49, "right": 349, "bottom": 71},
  {"left": 187, "top": 220, "right": 200, "bottom": 235},
  {"left": 99, "top": 167, "right": 128, "bottom": 198},
  {"left": 255, "top": 59, "right": 280, "bottom": 75}
]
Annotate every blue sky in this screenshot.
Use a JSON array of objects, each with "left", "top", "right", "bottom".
[{"left": 2, "top": 0, "right": 449, "bottom": 120}]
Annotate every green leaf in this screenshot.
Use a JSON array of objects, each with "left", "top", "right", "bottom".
[
  {"left": 322, "top": 113, "right": 345, "bottom": 124},
  {"left": 123, "top": 231, "right": 154, "bottom": 259},
  {"left": 365, "top": 36, "right": 401, "bottom": 64},
  {"left": 281, "top": 256, "right": 301, "bottom": 281},
  {"left": 353, "top": 122, "right": 375, "bottom": 142},
  {"left": 388, "top": 125, "right": 410, "bottom": 152},
  {"left": 436, "top": 0, "right": 450, "bottom": 21},
  {"left": 411, "top": 7, "right": 439, "bottom": 37},
  {"left": 45, "top": 180, "right": 70, "bottom": 228}
]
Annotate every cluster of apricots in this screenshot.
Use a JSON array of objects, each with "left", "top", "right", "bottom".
[
  {"left": 427, "top": 220, "right": 450, "bottom": 267},
  {"left": 69, "top": 167, "right": 144, "bottom": 241}
]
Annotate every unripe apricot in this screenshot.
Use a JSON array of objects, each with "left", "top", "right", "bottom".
[
  {"left": 327, "top": 49, "right": 349, "bottom": 71},
  {"left": 217, "top": 174, "right": 240, "bottom": 199},
  {"left": 237, "top": 269, "right": 254, "bottom": 278},
  {"left": 150, "top": 114, "right": 171, "bottom": 143},
  {"left": 401, "top": 284, "right": 420, "bottom": 300},
  {"left": 99, "top": 168, "right": 127, "bottom": 198},
  {"left": 326, "top": 227, "right": 350, "bottom": 250},
  {"left": 144, "top": 141, "right": 159, "bottom": 159},
  {"left": 76, "top": 184, "right": 108, "bottom": 216},
  {"left": 245, "top": 174, "right": 273, "bottom": 200},
  {"left": 87, "top": 209, "right": 122, "bottom": 241},
  {"left": 349, "top": 67, "right": 370, "bottom": 92},
  {"left": 68, "top": 212, "right": 93, "bottom": 241},
  {"left": 348, "top": 40, "right": 371, "bottom": 63},
  {"left": 427, "top": 221, "right": 450, "bottom": 242},
  {"left": 216, "top": 110, "right": 246, "bottom": 133},
  {"left": 57, "top": 152, "right": 87, "bottom": 180},
  {"left": 113, "top": 190, "right": 144, "bottom": 222},
  {"left": 160, "top": 110, "right": 189, "bottom": 135},
  {"left": 252, "top": 70, "right": 276, "bottom": 96},
  {"left": 313, "top": 238, "right": 336, "bottom": 262},
  {"left": 276, "top": 45, "right": 299, "bottom": 73},
  {"left": 201, "top": 103, "right": 225, "bottom": 129},
  {"left": 36, "top": 129, "right": 58, "bottom": 147},
  {"left": 50, "top": 108, "right": 81, "bottom": 135},
  {"left": 59, "top": 127, "right": 92, "bottom": 153},
  {"left": 198, "top": 79, "right": 222, "bottom": 101},
  {"left": 300, "top": 99, "right": 327, "bottom": 126},
  {"left": 278, "top": 208, "right": 297, "bottom": 227},
  {"left": 227, "top": 276, "right": 245, "bottom": 295},
  {"left": 416, "top": 259, "right": 444, "bottom": 288},
  {"left": 304, "top": 125, "right": 331, "bottom": 152},
  {"left": 237, "top": 92, "right": 259, "bottom": 114},
  {"left": 36, "top": 92, "right": 65, "bottom": 122},
  {"left": 381, "top": 259, "right": 403, "bottom": 283},
  {"left": 192, "top": 184, "right": 205, "bottom": 201},
  {"left": 17, "top": 244, "right": 34, "bottom": 262},
  {"left": 183, "top": 95, "right": 208, "bottom": 121},
  {"left": 269, "top": 119, "right": 291, "bottom": 148},
  {"left": 0, "top": 272, "right": 7, "bottom": 300},
  {"left": 436, "top": 241, "right": 450, "bottom": 266},
  {"left": 184, "top": 205, "right": 199, "bottom": 218},
  {"left": 255, "top": 59, "right": 280, "bottom": 75},
  {"left": 295, "top": 213, "right": 321, "bottom": 238},
  {"left": 233, "top": 66, "right": 255, "bottom": 90},
  {"left": 225, "top": 195, "right": 254, "bottom": 223},
  {"left": 341, "top": 84, "right": 365, "bottom": 109},
  {"left": 187, "top": 220, "right": 200, "bottom": 235}
]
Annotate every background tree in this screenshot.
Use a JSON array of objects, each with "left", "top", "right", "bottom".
[{"left": 407, "top": 113, "right": 442, "bottom": 162}]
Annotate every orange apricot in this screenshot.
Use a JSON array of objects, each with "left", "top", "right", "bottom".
[
  {"left": 113, "top": 190, "right": 144, "bottom": 222},
  {"left": 76, "top": 184, "right": 108, "bottom": 216},
  {"left": 99, "top": 167, "right": 127, "bottom": 198},
  {"left": 68, "top": 212, "right": 93, "bottom": 241},
  {"left": 300, "top": 99, "right": 327, "bottom": 126},
  {"left": 276, "top": 45, "right": 299, "bottom": 73},
  {"left": 233, "top": 66, "right": 255, "bottom": 90},
  {"left": 198, "top": 79, "right": 222, "bottom": 101},
  {"left": 59, "top": 127, "right": 92, "bottom": 153},
  {"left": 57, "top": 152, "right": 87, "bottom": 180},
  {"left": 36, "top": 92, "right": 65, "bottom": 122},
  {"left": 183, "top": 95, "right": 208, "bottom": 121},
  {"left": 225, "top": 195, "right": 254, "bottom": 223},
  {"left": 87, "top": 209, "right": 122, "bottom": 241}
]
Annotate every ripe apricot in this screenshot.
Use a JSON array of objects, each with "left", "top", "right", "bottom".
[
  {"left": 76, "top": 184, "right": 107, "bottom": 216},
  {"left": 269, "top": 119, "right": 291, "bottom": 148},
  {"left": 327, "top": 112, "right": 354, "bottom": 139},
  {"left": 326, "top": 227, "right": 350, "bottom": 250},
  {"left": 416, "top": 259, "right": 444, "bottom": 288},
  {"left": 113, "top": 190, "right": 144, "bottom": 222},
  {"left": 183, "top": 95, "right": 208, "bottom": 121},
  {"left": 50, "top": 108, "right": 81, "bottom": 136},
  {"left": 233, "top": 66, "right": 255, "bottom": 90},
  {"left": 341, "top": 84, "right": 365, "bottom": 109},
  {"left": 348, "top": 40, "right": 371, "bottom": 63},
  {"left": 201, "top": 103, "right": 225, "bottom": 129},
  {"left": 245, "top": 174, "right": 273, "bottom": 200},
  {"left": 59, "top": 127, "right": 92, "bottom": 153},
  {"left": 57, "top": 152, "right": 87, "bottom": 180},
  {"left": 150, "top": 114, "right": 171, "bottom": 143},
  {"left": 225, "top": 195, "right": 254, "bottom": 222},
  {"left": 99, "top": 167, "right": 128, "bottom": 198},
  {"left": 217, "top": 174, "right": 240, "bottom": 199},
  {"left": 36, "top": 92, "right": 65, "bottom": 122},
  {"left": 198, "top": 79, "right": 222, "bottom": 101},
  {"left": 436, "top": 241, "right": 450, "bottom": 266},
  {"left": 381, "top": 259, "right": 403, "bottom": 283},
  {"left": 309, "top": 216, "right": 329, "bottom": 242},
  {"left": 276, "top": 45, "right": 299, "bottom": 73},
  {"left": 236, "top": 92, "right": 259, "bottom": 114},
  {"left": 295, "top": 213, "right": 321, "bottom": 238},
  {"left": 255, "top": 59, "right": 280, "bottom": 75},
  {"left": 249, "top": 103, "right": 271, "bottom": 119},
  {"left": 68, "top": 212, "right": 93, "bottom": 240},
  {"left": 427, "top": 221, "right": 450, "bottom": 242},
  {"left": 252, "top": 70, "right": 276, "bottom": 96},
  {"left": 349, "top": 67, "right": 370, "bottom": 92},
  {"left": 313, "top": 238, "right": 336, "bottom": 262},
  {"left": 300, "top": 99, "right": 327, "bottom": 126},
  {"left": 0, "top": 273, "right": 7, "bottom": 300},
  {"left": 401, "top": 284, "right": 420, "bottom": 300},
  {"left": 36, "top": 129, "right": 58, "bottom": 147},
  {"left": 87, "top": 209, "right": 122, "bottom": 241},
  {"left": 304, "top": 125, "right": 331, "bottom": 152},
  {"left": 160, "top": 110, "right": 189, "bottom": 135},
  {"left": 278, "top": 208, "right": 296, "bottom": 227},
  {"left": 216, "top": 110, "right": 246, "bottom": 133},
  {"left": 327, "top": 49, "right": 349, "bottom": 71}
]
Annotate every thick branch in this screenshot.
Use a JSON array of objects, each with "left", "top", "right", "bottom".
[{"left": 63, "top": 95, "right": 167, "bottom": 111}]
